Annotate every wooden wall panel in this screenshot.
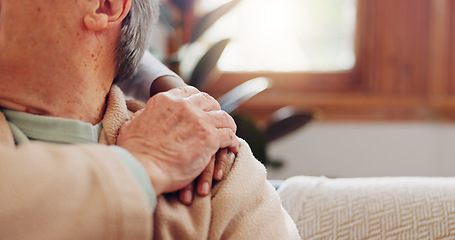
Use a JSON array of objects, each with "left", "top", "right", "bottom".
[
  {"left": 357, "top": 0, "right": 430, "bottom": 95},
  {"left": 428, "top": 0, "right": 451, "bottom": 96},
  {"left": 450, "top": 0, "right": 455, "bottom": 94}
]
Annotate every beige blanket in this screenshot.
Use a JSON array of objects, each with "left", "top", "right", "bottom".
[
  {"left": 0, "top": 85, "right": 299, "bottom": 239},
  {"left": 101, "top": 86, "right": 301, "bottom": 239},
  {"left": 279, "top": 175, "right": 455, "bottom": 239}
]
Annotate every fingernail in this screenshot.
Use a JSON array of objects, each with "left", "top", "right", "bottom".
[
  {"left": 215, "top": 169, "right": 223, "bottom": 180},
  {"left": 183, "top": 190, "right": 192, "bottom": 204},
  {"left": 200, "top": 182, "right": 210, "bottom": 195}
]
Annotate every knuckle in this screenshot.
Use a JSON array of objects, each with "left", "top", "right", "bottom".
[
  {"left": 177, "top": 97, "right": 190, "bottom": 108},
  {"left": 176, "top": 98, "right": 194, "bottom": 113},
  {"left": 180, "top": 87, "right": 192, "bottom": 96},
  {"left": 170, "top": 86, "right": 198, "bottom": 96},
  {"left": 201, "top": 92, "right": 215, "bottom": 102},
  {"left": 229, "top": 131, "right": 235, "bottom": 141},
  {"left": 150, "top": 92, "right": 172, "bottom": 105},
  {"left": 155, "top": 91, "right": 169, "bottom": 100},
  {"left": 219, "top": 110, "right": 230, "bottom": 119},
  {"left": 185, "top": 86, "right": 199, "bottom": 94},
  {"left": 204, "top": 126, "right": 217, "bottom": 141},
  {"left": 221, "top": 111, "right": 237, "bottom": 131},
  {"left": 201, "top": 92, "right": 221, "bottom": 109}
]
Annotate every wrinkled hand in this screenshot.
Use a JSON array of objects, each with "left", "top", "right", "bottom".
[
  {"left": 117, "top": 87, "right": 240, "bottom": 196},
  {"left": 179, "top": 148, "right": 231, "bottom": 205}
]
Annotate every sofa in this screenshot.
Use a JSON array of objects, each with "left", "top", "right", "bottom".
[{"left": 277, "top": 176, "right": 455, "bottom": 239}]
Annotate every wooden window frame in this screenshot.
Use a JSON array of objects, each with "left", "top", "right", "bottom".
[{"left": 204, "top": 0, "right": 455, "bottom": 122}]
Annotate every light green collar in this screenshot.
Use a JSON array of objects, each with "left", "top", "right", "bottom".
[{"left": 2, "top": 109, "right": 102, "bottom": 145}]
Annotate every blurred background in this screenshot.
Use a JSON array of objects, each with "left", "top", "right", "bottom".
[{"left": 150, "top": 0, "right": 455, "bottom": 179}]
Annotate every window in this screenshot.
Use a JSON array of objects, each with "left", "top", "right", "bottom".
[
  {"left": 196, "top": 0, "right": 455, "bottom": 122},
  {"left": 199, "top": 0, "right": 357, "bottom": 72}
]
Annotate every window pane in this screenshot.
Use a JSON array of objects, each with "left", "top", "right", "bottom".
[{"left": 199, "top": 0, "right": 357, "bottom": 72}]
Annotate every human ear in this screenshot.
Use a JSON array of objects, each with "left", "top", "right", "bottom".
[{"left": 84, "top": 0, "right": 132, "bottom": 31}]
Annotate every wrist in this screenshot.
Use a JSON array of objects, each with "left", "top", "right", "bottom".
[
  {"left": 150, "top": 75, "right": 187, "bottom": 97},
  {"left": 136, "top": 155, "right": 167, "bottom": 196},
  {"left": 119, "top": 143, "right": 167, "bottom": 196},
  {"left": 109, "top": 146, "right": 157, "bottom": 210}
]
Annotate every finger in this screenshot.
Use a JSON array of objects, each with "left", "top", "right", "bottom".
[
  {"left": 146, "top": 87, "right": 200, "bottom": 108},
  {"left": 166, "top": 86, "right": 200, "bottom": 98},
  {"left": 197, "top": 155, "right": 216, "bottom": 197},
  {"left": 214, "top": 148, "right": 229, "bottom": 181},
  {"left": 124, "top": 109, "right": 144, "bottom": 124},
  {"left": 186, "top": 92, "right": 221, "bottom": 111},
  {"left": 178, "top": 183, "right": 194, "bottom": 205},
  {"left": 206, "top": 110, "right": 237, "bottom": 133},
  {"left": 217, "top": 129, "right": 240, "bottom": 154}
]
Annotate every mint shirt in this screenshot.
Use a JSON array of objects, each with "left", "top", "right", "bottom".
[{"left": 2, "top": 109, "right": 156, "bottom": 211}]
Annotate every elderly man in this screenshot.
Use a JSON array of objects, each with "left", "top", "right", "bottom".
[{"left": 0, "top": 0, "right": 299, "bottom": 239}]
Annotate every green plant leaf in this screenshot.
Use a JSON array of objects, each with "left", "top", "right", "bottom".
[
  {"left": 218, "top": 77, "right": 271, "bottom": 113},
  {"left": 188, "top": 39, "right": 230, "bottom": 89},
  {"left": 266, "top": 106, "right": 314, "bottom": 142},
  {"left": 232, "top": 113, "right": 268, "bottom": 164}
]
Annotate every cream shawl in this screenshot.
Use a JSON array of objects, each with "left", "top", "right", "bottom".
[{"left": 0, "top": 85, "right": 300, "bottom": 239}]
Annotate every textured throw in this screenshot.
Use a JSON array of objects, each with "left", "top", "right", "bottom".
[
  {"left": 102, "top": 86, "right": 301, "bottom": 239},
  {"left": 278, "top": 176, "right": 455, "bottom": 239}
]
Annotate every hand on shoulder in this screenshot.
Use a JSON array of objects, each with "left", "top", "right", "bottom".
[{"left": 117, "top": 86, "right": 239, "bottom": 196}]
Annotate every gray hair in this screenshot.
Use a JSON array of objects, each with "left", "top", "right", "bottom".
[{"left": 114, "top": 0, "right": 159, "bottom": 83}]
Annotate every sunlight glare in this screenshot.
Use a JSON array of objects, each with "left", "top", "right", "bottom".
[{"left": 200, "top": 0, "right": 357, "bottom": 72}]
